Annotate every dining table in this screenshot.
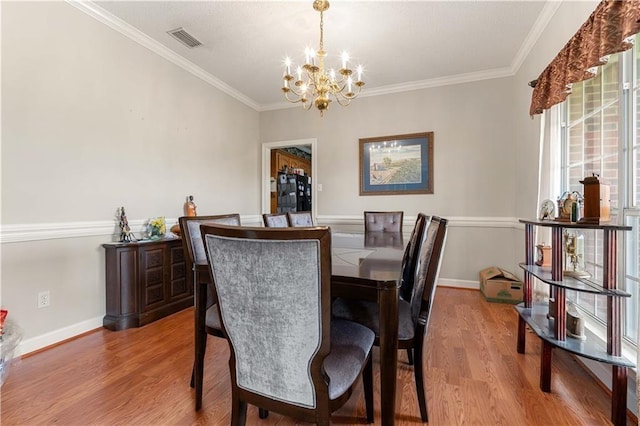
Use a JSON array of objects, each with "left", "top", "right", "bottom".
[
  {"left": 331, "top": 231, "right": 404, "bottom": 426},
  {"left": 193, "top": 229, "right": 405, "bottom": 425}
]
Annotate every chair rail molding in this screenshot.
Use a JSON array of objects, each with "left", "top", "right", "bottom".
[
  {"left": 0, "top": 215, "right": 263, "bottom": 244},
  {"left": 318, "top": 215, "right": 521, "bottom": 229}
]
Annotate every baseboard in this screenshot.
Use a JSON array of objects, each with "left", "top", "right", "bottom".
[
  {"left": 17, "top": 316, "right": 103, "bottom": 357},
  {"left": 573, "top": 348, "right": 638, "bottom": 419},
  {"left": 438, "top": 278, "right": 479, "bottom": 290}
]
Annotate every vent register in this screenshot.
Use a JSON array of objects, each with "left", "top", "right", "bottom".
[{"left": 167, "top": 27, "right": 202, "bottom": 48}]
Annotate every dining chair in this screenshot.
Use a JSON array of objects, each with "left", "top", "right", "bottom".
[
  {"left": 333, "top": 216, "right": 448, "bottom": 422},
  {"left": 364, "top": 211, "right": 404, "bottom": 232},
  {"left": 262, "top": 213, "right": 289, "bottom": 228},
  {"left": 399, "top": 214, "right": 429, "bottom": 303},
  {"left": 201, "top": 224, "right": 375, "bottom": 425},
  {"left": 287, "top": 211, "right": 314, "bottom": 227},
  {"left": 179, "top": 214, "right": 241, "bottom": 411}
]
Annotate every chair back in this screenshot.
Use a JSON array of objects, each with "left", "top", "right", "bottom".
[
  {"left": 287, "top": 211, "right": 314, "bottom": 227},
  {"left": 179, "top": 214, "right": 241, "bottom": 265},
  {"left": 364, "top": 211, "right": 404, "bottom": 233},
  {"left": 201, "top": 225, "right": 332, "bottom": 411},
  {"left": 262, "top": 213, "right": 289, "bottom": 228},
  {"left": 410, "top": 216, "right": 448, "bottom": 326},
  {"left": 364, "top": 231, "right": 404, "bottom": 248},
  {"left": 399, "top": 214, "right": 429, "bottom": 302}
]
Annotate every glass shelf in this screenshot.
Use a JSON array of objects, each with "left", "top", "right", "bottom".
[
  {"left": 519, "top": 263, "right": 631, "bottom": 297},
  {"left": 516, "top": 303, "right": 634, "bottom": 368},
  {"left": 519, "top": 218, "right": 632, "bottom": 231}
]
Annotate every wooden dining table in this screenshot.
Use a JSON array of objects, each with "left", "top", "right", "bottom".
[
  {"left": 331, "top": 232, "right": 404, "bottom": 426},
  {"left": 193, "top": 230, "right": 404, "bottom": 425}
]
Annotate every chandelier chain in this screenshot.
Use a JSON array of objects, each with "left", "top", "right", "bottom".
[{"left": 319, "top": 11, "right": 324, "bottom": 52}]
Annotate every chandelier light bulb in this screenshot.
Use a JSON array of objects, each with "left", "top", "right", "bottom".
[
  {"left": 284, "top": 57, "right": 291, "bottom": 75},
  {"left": 341, "top": 51, "right": 349, "bottom": 69}
]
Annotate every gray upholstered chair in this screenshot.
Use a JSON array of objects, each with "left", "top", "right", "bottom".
[
  {"left": 262, "top": 213, "right": 289, "bottom": 228},
  {"left": 201, "top": 224, "right": 375, "bottom": 425},
  {"left": 179, "top": 214, "right": 241, "bottom": 411},
  {"left": 363, "top": 211, "right": 404, "bottom": 233},
  {"left": 287, "top": 211, "right": 314, "bottom": 227},
  {"left": 333, "top": 216, "right": 448, "bottom": 422}
]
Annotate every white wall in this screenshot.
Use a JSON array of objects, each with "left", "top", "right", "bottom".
[
  {"left": 261, "top": 78, "right": 521, "bottom": 283},
  {"left": 1, "top": 1, "right": 260, "bottom": 352}
]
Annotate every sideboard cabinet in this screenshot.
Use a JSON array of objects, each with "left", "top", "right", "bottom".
[
  {"left": 517, "top": 219, "right": 633, "bottom": 426},
  {"left": 103, "top": 238, "right": 193, "bottom": 331}
]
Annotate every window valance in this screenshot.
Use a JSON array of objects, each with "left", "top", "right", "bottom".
[{"left": 529, "top": 0, "right": 640, "bottom": 116}]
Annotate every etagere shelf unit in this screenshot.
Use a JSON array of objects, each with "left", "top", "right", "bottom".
[{"left": 517, "top": 219, "right": 634, "bottom": 426}]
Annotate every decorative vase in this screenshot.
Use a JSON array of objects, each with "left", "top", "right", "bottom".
[{"left": 148, "top": 217, "right": 166, "bottom": 240}]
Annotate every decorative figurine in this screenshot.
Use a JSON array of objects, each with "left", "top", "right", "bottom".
[
  {"left": 563, "top": 229, "right": 589, "bottom": 278},
  {"left": 566, "top": 302, "right": 586, "bottom": 340},
  {"left": 184, "top": 195, "right": 197, "bottom": 217},
  {"left": 118, "top": 207, "right": 136, "bottom": 243},
  {"left": 539, "top": 199, "right": 555, "bottom": 221}
]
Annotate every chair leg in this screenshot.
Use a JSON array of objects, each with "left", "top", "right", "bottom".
[
  {"left": 258, "top": 408, "right": 269, "bottom": 419},
  {"left": 407, "top": 347, "right": 414, "bottom": 365},
  {"left": 413, "top": 341, "right": 428, "bottom": 422},
  {"left": 231, "top": 395, "right": 247, "bottom": 426},
  {"left": 193, "top": 279, "right": 208, "bottom": 411},
  {"left": 363, "top": 355, "right": 374, "bottom": 423},
  {"left": 193, "top": 329, "right": 208, "bottom": 410}
]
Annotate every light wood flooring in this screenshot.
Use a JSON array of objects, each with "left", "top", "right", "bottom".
[{"left": 1, "top": 287, "right": 633, "bottom": 425}]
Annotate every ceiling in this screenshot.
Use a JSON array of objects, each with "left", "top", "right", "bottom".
[{"left": 87, "top": 1, "right": 556, "bottom": 111}]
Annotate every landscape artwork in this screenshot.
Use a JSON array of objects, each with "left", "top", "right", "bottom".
[{"left": 359, "top": 132, "right": 434, "bottom": 196}]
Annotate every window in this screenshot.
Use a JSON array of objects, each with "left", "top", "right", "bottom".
[{"left": 559, "top": 35, "right": 640, "bottom": 346}]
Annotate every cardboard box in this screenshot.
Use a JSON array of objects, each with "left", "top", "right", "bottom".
[{"left": 479, "top": 267, "right": 523, "bottom": 304}]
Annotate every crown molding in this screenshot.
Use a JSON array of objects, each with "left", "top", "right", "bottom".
[
  {"left": 259, "top": 67, "right": 515, "bottom": 112},
  {"left": 509, "top": 1, "right": 562, "bottom": 75},
  {"left": 66, "top": 1, "right": 261, "bottom": 111},
  {"left": 68, "top": 0, "right": 560, "bottom": 114}
]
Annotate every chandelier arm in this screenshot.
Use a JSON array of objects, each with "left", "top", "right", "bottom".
[
  {"left": 333, "top": 96, "right": 352, "bottom": 107},
  {"left": 283, "top": 90, "right": 309, "bottom": 104}
]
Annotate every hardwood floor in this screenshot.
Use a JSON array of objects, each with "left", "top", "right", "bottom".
[{"left": 1, "top": 287, "right": 632, "bottom": 425}]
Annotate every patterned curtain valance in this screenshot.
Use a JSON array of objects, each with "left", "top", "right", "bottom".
[{"left": 529, "top": 0, "right": 640, "bottom": 116}]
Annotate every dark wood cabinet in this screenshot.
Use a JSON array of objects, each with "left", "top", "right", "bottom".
[{"left": 103, "top": 238, "right": 193, "bottom": 331}]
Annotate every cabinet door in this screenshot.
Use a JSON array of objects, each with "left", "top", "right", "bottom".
[
  {"left": 139, "top": 245, "right": 167, "bottom": 311},
  {"left": 169, "top": 242, "right": 190, "bottom": 300},
  {"left": 104, "top": 246, "right": 138, "bottom": 318}
]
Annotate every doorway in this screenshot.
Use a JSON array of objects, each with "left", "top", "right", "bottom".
[{"left": 261, "top": 138, "right": 317, "bottom": 220}]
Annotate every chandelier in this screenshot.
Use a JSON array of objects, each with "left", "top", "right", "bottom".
[{"left": 281, "top": 0, "right": 365, "bottom": 116}]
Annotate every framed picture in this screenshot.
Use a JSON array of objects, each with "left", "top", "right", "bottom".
[{"left": 359, "top": 132, "right": 434, "bottom": 196}]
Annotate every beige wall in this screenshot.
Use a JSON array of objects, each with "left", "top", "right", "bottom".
[
  {"left": 1, "top": 0, "right": 600, "bottom": 353},
  {"left": 1, "top": 1, "right": 260, "bottom": 350},
  {"left": 513, "top": 0, "right": 598, "bottom": 220},
  {"left": 261, "top": 77, "right": 521, "bottom": 283}
]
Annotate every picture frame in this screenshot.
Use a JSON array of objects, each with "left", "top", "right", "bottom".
[{"left": 359, "top": 132, "right": 434, "bottom": 196}]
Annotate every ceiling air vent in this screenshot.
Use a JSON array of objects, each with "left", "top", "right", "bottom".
[{"left": 167, "top": 27, "right": 202, "bottom": 48}]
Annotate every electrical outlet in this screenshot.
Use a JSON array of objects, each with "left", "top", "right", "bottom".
[{"left": 38, "top": 291, "right": 50, "bottom": 308}]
